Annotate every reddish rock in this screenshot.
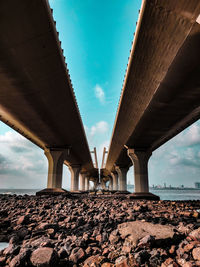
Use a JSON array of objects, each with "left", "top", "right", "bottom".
[
  {"left": 69, "top": 247, "right": 85, "bottom": 263},
  {"left": 96, "top": 234, "right": 102, "bottom": 243},
  {"left": 192, "top": 247, "right": 200, "bottom": 261},
  {"left": 138, "top": 234, "right": 155, "bottom": 247},
  {"left": 118, "top": 221, "right": 175, "bottom": 247},
  {"left": 30, "top": 247, "right": 58, "bottom": 267},
  {"left": 83, "top": 255, "right": 105, "bottom": 267},
  {"left": 101, "top": 263, "right": 114, "bottom": 267},
  {"left": 0, "top": 257, "right": 6, "bottom": 266},
  {"left": 109, "top": 230, "right": 119, "bottom": 244},
  {"left": 184, "top": 243, "right": 195, "bottom": 252},
  {"left": 169, "top": 245, "right": 176, "bottom": 254},
  {"left": 115, "top": 256, "right": 129, "bottom": 267},
  {"left": 17, "top": 215, "right": 29, "bottom": 225},
  {"left": 189, "top": 228, "right": 200, "bottom": 241}
]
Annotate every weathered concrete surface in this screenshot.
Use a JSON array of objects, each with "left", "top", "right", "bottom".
[
  {"left": 0, "top": 0, "right": 96, "bottom": 176},
  {"left": 106, "top": 0, "right": 200, "bottom": 172}
]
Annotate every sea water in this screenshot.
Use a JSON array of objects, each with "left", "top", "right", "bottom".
[
  {"left": 0, "top": 242, "right": 8, "bottom": 250},
  {"left": 0, "top": 188, "right": 200, "bottom": 201}
]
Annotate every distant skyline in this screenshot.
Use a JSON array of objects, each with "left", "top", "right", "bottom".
[{"left": 0, "top": 0, "right": 200, "bottom": 189}]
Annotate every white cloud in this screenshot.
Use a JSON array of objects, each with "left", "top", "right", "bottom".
[
  {"left": 94, "top": 84, "right": 105, "bottom": 104},
  {"left": 90, "top": 121, "right": 109, "bottom": 136},
  {"left": 0, "top": 130, "right": 48, "bottom": 188}
]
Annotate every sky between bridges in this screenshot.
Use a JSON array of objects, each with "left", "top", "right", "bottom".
[{"left": 0, "top": 0, "right": 200, "bottom": 189}]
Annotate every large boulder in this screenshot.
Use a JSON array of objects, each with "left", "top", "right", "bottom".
[
  {"left": 30, "top": 247, "right": 58, "bottom": 267},
  {"left": 118, "top": 221, "right": 175, "bottom": 247}
]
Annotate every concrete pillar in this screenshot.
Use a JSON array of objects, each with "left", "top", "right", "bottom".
[
  {"left": 128, "top": 149, "right": 151, "bottom": 193},
  {"left": 45, "top": 148, "right": 65, "bottom": 188},
  {"left": 111, "top": 172, "right": 118, "bottom": 190},
  {"left": 85, "top": 177, "right": 89, "bottom": 190},
  {"left": 80, "top": 172, "right": 87, "bottom": 191},
  {"left": 109, "top": 177, "right": 113, "bottom": 190},
  {"left": 69, "top": 165, "right": 81, "bottom": 191},
  {"left": 115, "top": 166, "right": 129, "bottom": 191}
]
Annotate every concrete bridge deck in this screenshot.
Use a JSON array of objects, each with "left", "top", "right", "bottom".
[
  {"left": 0, "top": 0, "right": 98, "bottom": 192},
  {"left": 103, "top": 0, "right": 200, "bottom": 197}
]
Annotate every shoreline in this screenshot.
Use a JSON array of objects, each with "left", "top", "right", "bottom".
[{"left": 1, "top": 194, "right": 200, "bottom": 266}]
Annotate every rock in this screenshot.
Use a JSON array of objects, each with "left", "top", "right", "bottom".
[
  {"left": 17, "top": 215, "right": 29, "bottom": 225},
  {"left": 9, "top": 248, "right": 31, "bottom": 267},
  {"left": 134, "top": 250, "right": 150, "bottom": 265},
  {"left": 189, "top": 227, "right": 200, "bottom": 241},
  {"left": 183, "top": 262, "right": 194, "bottom": 267},
  {"left": 118, "top": 221, "right": 175, "bottom": 247},
  {"left": 0, "top": 257, "right": 6, "bottom": 266},
  {"left": 109, "top": 230, "right": 119, "bottom": 244},
  {"left": 83, "top": 255, "right": 105, "bottom": 266},
  {"left": 115, "top": 256, "right": 129, "bottom": 267},
  {"left": 3, "top": 245, "right": 20, "bottom": 256},
  {"left": 69, "top": 247, "right": 85, "bottom": 263},
  {"left": 192, "top": 247, "right": 200, "bottom": 261},
  {"left": 101, "top": 263, "right": 114, "bottom": 267},
  {"left": 9, "top": 255, "right": 24, "bottom": 267},
  {"left": 30, "top": 247, "right": 58, "bottom": 267},
  {"left": 138, "top": 234, "right": 155, "bottom": 247}
]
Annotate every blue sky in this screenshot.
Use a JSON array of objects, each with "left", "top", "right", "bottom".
[{"left": 0, "top": 0, "right": 200, "bottom": 189}]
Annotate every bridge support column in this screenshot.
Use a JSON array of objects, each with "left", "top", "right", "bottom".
[
  {"left": 69, "top": 165, "right": 81, "bottom": 191},
  {"left": 109, "top": 178, "right": 113, "bottom": 190},
  {"left": 115, "top": 166, "right": 129, "bottom": 191},
  {"left": 127, "top": 149, "right": 159, "bottom": 200},
  {"left": 111, "top": 172, "right": 118, "bottom": 190},
  {"left": 80, "top": 172, "right": 87, "bottom": 191},
  {"left": 36, "top": 148, "right": 67, "bottom": 196},
  {"left": 85, "top": 177, "right": 89, "bottom": 190},
  {"left": 128, "top": 149, "right": 151, "bottom": 192},
  {"left": 45, "top": 148, "right": 65, "bottom": 188}
]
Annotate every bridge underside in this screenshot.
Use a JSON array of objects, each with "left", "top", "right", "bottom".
[
  {"left": 103, "top": 0, "right": 200, "bottom": 198},
  {"left": 0, "top": 0, "right": 98, "bottom": 192}
]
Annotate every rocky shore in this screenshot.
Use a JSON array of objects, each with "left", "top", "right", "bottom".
[{"left": 0, "top": 193, "right": 200, "bottom": 266}]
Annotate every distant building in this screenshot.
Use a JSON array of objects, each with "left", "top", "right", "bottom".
[{"left": 195, "top": 182, "right": 200, "bottom": 189}]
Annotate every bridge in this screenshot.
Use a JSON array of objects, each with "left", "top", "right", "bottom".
[
  {"left": 101, "top": 0, "right": 200, "bottom": 198},
  {"left": 1, "top": 0, "right": 200, "bottom": 197},
  {"left": 0, "top": 0, "right": 98, "bottom": 193}
]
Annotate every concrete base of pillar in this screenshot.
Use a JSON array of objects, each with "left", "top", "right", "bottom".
[
  {"left": 36, "top": 188, "right": 69, "bottom": 196},
  {"left": 127, "top": 192, "right": 160, "bottom": 200}
]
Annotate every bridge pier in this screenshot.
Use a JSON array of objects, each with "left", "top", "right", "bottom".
[
  {"left": 80, "top": 172, "right": 87, "bottom": 191},
  {"left": 109, "top": 177, "right": 113, "bottom": 190},
  {"left": 127, "top": 149, "right": 159, "bottom": 200},
  {"left": 111, "top": 172, "right": 118, "bottom": 190},
  {"left": 115, "top": 166, "right": 129, "bottom": 191},
  {"left": 85, "top": 177, "right": 90, "bottom": 190},
  {"left": 36, "top": 148, "right": 67, "bottom": 195},
  {"left": 45, "top": 148, "right": 65, "bottom": 188},
  {"left": 69, "top": 165, "right": 81, "bottom": 191},
  {"left": 128, "top": 149, "right": 150, "bottom": 193}
]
